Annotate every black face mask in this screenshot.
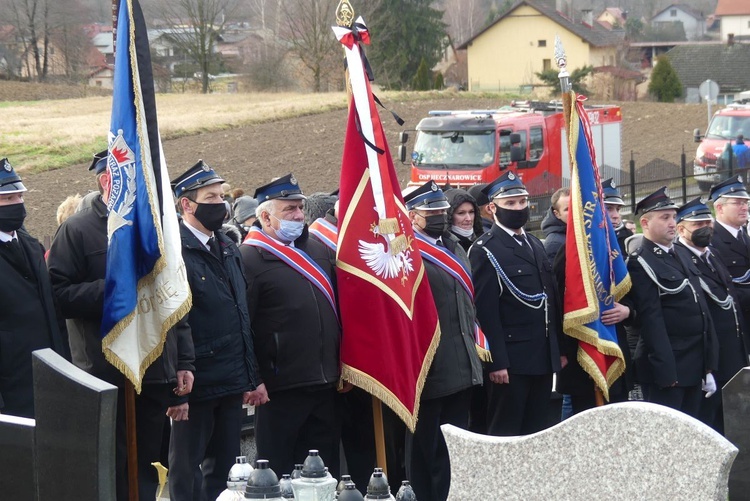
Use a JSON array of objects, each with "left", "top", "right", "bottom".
[
  {"left": 421, "top": 213, "right": 449, "bottom": 238},
  {"left": 494, "top": 205, "right": 530, "bottom": 230},
  {"left": 690, "top": 226, "right": 713, "bottom": 248},
  {"left": 0, "top": 203, "right": 26, "bottom": 232},
  {"left": 193, "top": 202, "right": 227, "bottom": 232}
]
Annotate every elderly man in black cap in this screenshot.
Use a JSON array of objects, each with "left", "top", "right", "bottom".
[
  {"left": 0, "top": 158, "right": 68, "bottom": 418},
  {"left": 402, "top": 180, "right": 483, "bottom": 501},
  {"left": 627, "top": 187, "right": 718, "bottom": 418},
  {"left": 675, "top": 197, "right": 748, "bottom": 433},
  {"left": 469, "top": 171, "right": 563, "bottom": 437},
  {"left": 709, "top": 176, "right": 750, "bottom": 344},
  {"left": 48, "top": 150, "right": 196, "bottom": 501},
  {"left": 240, "top": 173, "right": 342, "bottom": 478},
  {"left": 168, "top": 160, "right": 265, "bottom": 501}
]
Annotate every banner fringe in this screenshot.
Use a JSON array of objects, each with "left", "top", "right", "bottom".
[{"left": 341, "top": 323, "right": 441, "bottom": 433}]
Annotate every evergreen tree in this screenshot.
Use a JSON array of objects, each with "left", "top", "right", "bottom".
[
  {"left": 362, "top": 0, "right": 447, "bottom": 90},
  {"left": 648, "top": 56, "right": 682, "bottom": 102},
  {"left": 434, "top": 72, "right": 444, "bottom": 90},
  {"left": 412, "top": 58, "right": 431, "bottom": 90},
  {"left": 535, "top": 65, "right": 594, "bottom": 96}
]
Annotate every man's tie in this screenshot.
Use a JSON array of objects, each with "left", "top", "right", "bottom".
[
  {"left": 701, "top": 252, "right": 715, "bottom": 273},
  {"left": 513, "top": 234, "right": 535, "bottom": 261},
  {"left": 738, "top": 228, "right": 748, "bottom": 247},
  {"left": 208, "top": 236, "right": 221, "bottom": 260}
]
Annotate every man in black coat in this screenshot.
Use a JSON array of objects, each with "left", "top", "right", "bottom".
[
  {"left": 554, "top": 180, "right": 634, "bottom": 415},
  {"left": 167, "top": 160, "right": 265, "bottom": 501},
  {"left": 469, "top": 172, "right": 564, "bottom": 436},
  {"left": 627, "top": 188, "right": 718, "bottom": 418},
  {"left": 47, "top": 151, "right": 196, "bottom": 501},
  {"left": 708, "top": 175, "right": 750, "bottom": 355},
  {"left": 402, "top": 181, "right": 483, "bottom": 501},
  {"left": 675, "top": 197, "right": 749, "bottom": 433},
  {"left": 240, "top": 174, "right": 342, "bottom": 478},
  {"left": 0, "top": 158, "right": 68, "bottom": 418},
  {"left": 541, "top": 187, "right": 569, "bottom": 262}
]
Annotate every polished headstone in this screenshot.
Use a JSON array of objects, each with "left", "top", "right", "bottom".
[
  {"left": 0, "top": 414, "right": 36, "bottom": 501},
  {"left": 442, "top": 402, "right": 737, "bottom": 500},
  {"left": 33, "top": 349, "right": 118, "bottom": 500},
  {"left": 723, "top": 366, "right": 750, "bottom": 499}
]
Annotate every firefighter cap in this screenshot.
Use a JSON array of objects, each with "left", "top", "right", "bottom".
[
  {"left": 482, "top": 171, "right": 529, "bottom": 200},
  {"left": 635, "top": 186, "right": 677, "bottom": 216},
  {"left": 708, "top": 175, "right": 750, "bottom": 201},
  {"left": 676, "top": 197, "right": 712, "bottom": 223},
  {"left": 403, "top": 180, "right": 450, "bottom": 211}
]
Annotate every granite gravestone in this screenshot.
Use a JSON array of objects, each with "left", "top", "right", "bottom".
[
  {"left": 0, "top": 349, "right": 118, "bottom": 500},
  {"left": 723, "top": 366, "right": 750, "bottom": 500},
  {"left": 442, "top": 401, "right": 737, "bottom": 500}
]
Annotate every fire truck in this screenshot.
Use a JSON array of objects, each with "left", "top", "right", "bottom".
[
  {"left": 693, "top": 102, "right": 750, "bottom": 191},
  {"left": 398, "top": 100, "right": 623, "bottom": 210}
]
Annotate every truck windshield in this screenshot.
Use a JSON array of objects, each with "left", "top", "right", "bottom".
[
  {"left": 412, "top": 131, "right": 495, "bottom": 168},
  {"left": 706, "top": 116, "right": 750, "bottom": 140}
]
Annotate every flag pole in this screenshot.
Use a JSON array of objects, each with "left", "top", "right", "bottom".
[
  {"left": 112, "top": 0, "right": 140, "bottom": 498},
  {"left": 336, "top": 0, "right": 389, "bottom": 475}
]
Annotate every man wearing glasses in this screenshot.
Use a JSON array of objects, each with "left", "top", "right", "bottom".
[{"left": 709, "top": 175, "right": 750, "bottom": 359}]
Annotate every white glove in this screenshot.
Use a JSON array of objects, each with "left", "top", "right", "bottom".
[{"left": 702, "top": 373, "right": 717, "bottom": 398}]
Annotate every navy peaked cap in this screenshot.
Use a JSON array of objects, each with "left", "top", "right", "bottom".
[
  {"left": 403, "top": 180, "right": 450, "bottom": 211},
  {"left": 253, "top": 173, "right": 306, "bottom": 202},
  {"left": 676, "top": 197, "right": 712, "bottom": 223},
  {"left": 709, "top": 175, "right": 750, "bottom": 201},
  {"left": 0, "top": 158, "right": 27, "bottom": 194},
  {"left": 635, "top": 186, "right": 677, "bottom": 216},
  {"left": 171, "top": 160, "right": 225, "bottom": 198},
  {"left": 482, "top": 171, "right": 528, "bottom": 200}
]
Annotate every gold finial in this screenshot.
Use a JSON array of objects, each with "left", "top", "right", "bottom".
[{"left": 336, "top": 0, "right": 355, "bottom": 27}]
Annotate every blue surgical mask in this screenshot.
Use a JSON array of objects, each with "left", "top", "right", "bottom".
[{"left": 272, "top": 215, "right": 304, "bottom": 242}]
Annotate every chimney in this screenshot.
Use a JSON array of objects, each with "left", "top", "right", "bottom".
[
  {"left": 582, "top": 8, "right": 594, "bottom": 26},
  {"left": 728, "top": 33, "right": 735, "bottom": 46}
]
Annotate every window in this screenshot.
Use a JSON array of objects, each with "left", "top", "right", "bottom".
[
  {"left": 543, "top": 59, "right": 551, "bottom": 71},
  {"left": 538, "top": 40, "right": 546, "bottom": 47},
  {"left": 529, "top": 127, "right": 544, "bottom": 161},
  {"left": 670, "top": 9, "right": 677, "bottom": 17}
]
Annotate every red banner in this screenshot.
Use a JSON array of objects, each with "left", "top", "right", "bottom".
[{"left": 336, "top": 52, "right": 440, "bottom": 431}]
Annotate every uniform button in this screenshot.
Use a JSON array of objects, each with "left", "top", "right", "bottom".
[{"left": 201, "top": 276, "right": 206, "bottom": 281}]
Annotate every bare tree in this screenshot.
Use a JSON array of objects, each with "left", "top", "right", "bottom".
[
  {"left": 1, "top": 0, "right": 53, "bottom": 82},
  {"left": 156, "top": 0, "right": 239, "bottom": 93},
  {"left": 279, "top": 0, "right": 340, "bottom": 92}
]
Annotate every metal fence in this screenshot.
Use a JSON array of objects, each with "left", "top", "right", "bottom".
[{"left": 528, "top": 143, "right": 748, "bottom": 231}]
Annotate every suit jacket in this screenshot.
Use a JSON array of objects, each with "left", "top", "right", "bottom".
[
  {"left": 677, "top": 242, "right": 749, "bottom": 382},
  {"left": 628, "top": 238, "right": 718, "bottom": 387},
  {"left": 0, "top": 228, "right": 68, "bottom": 417},
  {"left": 710, "top": 222, "right": 750, "bottom": 326},
  {"left": 469, "top": 224, "right": 562, "bottom": 375}
]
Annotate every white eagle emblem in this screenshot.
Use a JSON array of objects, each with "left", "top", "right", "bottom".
[
  {"left": 106, "top": 130, "right": 137, "bottom": 242},
  {"left": 358, "top": 219, "right": 414, "bottom": 281}
]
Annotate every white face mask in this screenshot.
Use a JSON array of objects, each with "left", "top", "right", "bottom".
[{"left": 451, "top": 225, "right": 475, "bottom": 238}]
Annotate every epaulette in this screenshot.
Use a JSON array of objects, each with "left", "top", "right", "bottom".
[
  {"left": 473, "top": 232, "right": 493, "bottom": 247},
  {"left": 629, "top": 247, "right": 643, "bottom": 258}
]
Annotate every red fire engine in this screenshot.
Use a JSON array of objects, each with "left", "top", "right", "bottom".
[{"left": 399, "top": 101, "right": 623, "bottom": 201}]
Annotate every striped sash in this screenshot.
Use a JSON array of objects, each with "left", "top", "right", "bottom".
[
  {"left": 243, "top": 227, "right": 337, "bottom": 316},
  {"left": 308, "top": 217, "right": 338, "bottom": 252},
  {"left": 414, "top": 234, "right": 491, "bottom": 361}
]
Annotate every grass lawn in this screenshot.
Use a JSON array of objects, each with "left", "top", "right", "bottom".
[{"left": 1, "top": 89, "right": 520, "bottom": 173}]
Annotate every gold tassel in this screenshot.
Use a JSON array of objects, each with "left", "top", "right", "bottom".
[
  {"left": 390, "top": 234, "right": 408, "bottom": 256},
  {"left": 378, "top": 218, "right": 399, "bottom": 235},
  {"left": 475, "top": 346, "right": 493, "bottom": 363}
]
